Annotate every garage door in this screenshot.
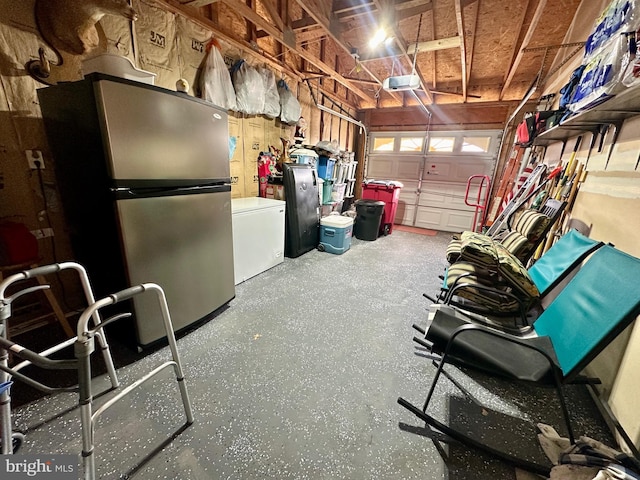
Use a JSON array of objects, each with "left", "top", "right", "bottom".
[{"left": 366, "top": 130, "right": 501, "bottom": 232}]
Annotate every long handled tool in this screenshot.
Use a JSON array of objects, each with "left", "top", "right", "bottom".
[
  {"left": 540, "top": 136, "right": 583, "bottom": 255},
  {"left": 485, "top": 162, "right": 555, "bottom": 238}
]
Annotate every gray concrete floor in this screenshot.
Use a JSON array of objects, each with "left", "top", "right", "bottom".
[{"left": 9, "top": 230, "right": 613, "bottom": 479}]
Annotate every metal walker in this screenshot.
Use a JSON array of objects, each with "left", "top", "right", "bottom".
[
  {"left": 0, "top": 262, "right": 194, "bottom": 480},
  {"left": 0, "top": 262, "right": 120, "bottom": 455}
]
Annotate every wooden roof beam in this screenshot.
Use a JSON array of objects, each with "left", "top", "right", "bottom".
[
  {"left": 155, "top": 0, "right": 364, "bottom": 110},
  {"left": 499, "top": 0, "right": 530, "bottom": 96},
  {"left": 178, "top": 0, "right": 222, "bottom": 7},
  {"left": 332, "top": 0, "right": 374, "bottom": 15},
  {"left": 161, "top": 0, "right": 294, "bottom": 74},
  {"left": 294, "top": 0, "right": 402, "bottom": 103},
  {"left": 395, "top": 1, "right": 433, "bottom": 20},
  {"left": 465, "top": 0, "right": 479, "bottom": 87},
  {"left": 372, "top": 0, "right": 434, "bottom": 104},
  {"left": 454, "top": 0, "right": 467, "bottom": 101},
  {"left": 407, "top": 36, "right": 460, "bottom": 53},
  {"left": 221, "top": 0, "right": 376, "bottom": 105},
  {"left": 500, "top": 0, "right": 546, "bottom": 100},
  {"left": 259, "top": 0, "right": 285, "bottom": 32}
]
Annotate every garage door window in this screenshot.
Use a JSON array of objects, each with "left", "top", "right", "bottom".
[
  {"left": 428, "top": 136, "right": 455, "bottom": 152},
  {"left": 373, "top": 137, "right": 395, "bottom": 152},
  {"left": 399, "top": 137, "right": 424, "bottom": 152},
  {"left": 462, "top": 136, "right": 492, "bottom": 153}
]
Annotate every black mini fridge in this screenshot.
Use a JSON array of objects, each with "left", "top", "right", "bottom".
[{"left": 282, "top": 163, "right": 320, "bottom": 258}]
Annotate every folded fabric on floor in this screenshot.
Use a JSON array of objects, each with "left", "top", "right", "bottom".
[{"left": 537, "top": 423, "right": 640, "bottom": 480}]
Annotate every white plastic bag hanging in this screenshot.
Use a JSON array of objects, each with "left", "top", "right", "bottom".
[
  {"left": 231, "top": 60, "right": 265, "bottom": 115},
  {"left": 277, "top": 79, "right": 301, "bottom": 124},
  {"left": 199, "top": 39, "right": 237, "bottom": 111},
  {"left": 260, "top": 67, "right": 281, "bottom": 119}
]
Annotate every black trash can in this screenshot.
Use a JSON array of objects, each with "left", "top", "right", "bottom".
[{"left": 354, "top": 199, "right": 386, "bottom": 241}]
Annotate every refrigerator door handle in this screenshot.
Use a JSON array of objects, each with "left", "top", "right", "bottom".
[{"left": 113, "top": 184, "right": 231, "bottom": 199}]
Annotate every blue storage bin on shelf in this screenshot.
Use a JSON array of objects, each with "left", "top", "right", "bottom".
[
  {"left": 317, "top": 155, "right": 336, "bottom": 180},
  {"left": 318, "top": 215, "right": 353, "bottom": 254}
]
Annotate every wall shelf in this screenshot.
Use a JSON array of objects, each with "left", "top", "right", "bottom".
[{"left": 533, "top": 85, "right": 640, "bottom": 146}]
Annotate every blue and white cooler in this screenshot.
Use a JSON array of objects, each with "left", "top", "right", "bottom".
[{"left": 318, "top": 214, "right": 354, "bottom": 254}]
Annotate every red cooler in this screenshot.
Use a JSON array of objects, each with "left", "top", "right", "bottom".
[{"left": 361, "top": 180, "right": 403, "bottom": 235}]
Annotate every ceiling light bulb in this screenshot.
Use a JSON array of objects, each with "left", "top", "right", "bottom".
[{"left": 369, "top": 28, "right": 387, "bottom": 49}]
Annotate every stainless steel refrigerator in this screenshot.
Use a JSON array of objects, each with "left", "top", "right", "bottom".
[{"left": 38, "top": 74, "right": 235, "bottom": 347}]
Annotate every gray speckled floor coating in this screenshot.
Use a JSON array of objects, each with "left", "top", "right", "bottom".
[{"left": 10, "top": 230, "right": 614, "bottom": 479}]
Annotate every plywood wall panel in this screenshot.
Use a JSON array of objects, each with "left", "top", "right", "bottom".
[
  {"left": 330, "top": 112, "right": 341, "bottom": 145},
  {"left": 217, "top": 3, "right": 249, "bottom": 42},
  {"left": 297, "top": 82, "right": 313, "bottom": 144}
]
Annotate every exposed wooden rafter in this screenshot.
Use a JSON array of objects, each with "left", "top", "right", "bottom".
[
  {"left": 372, "top": 0, "right": 434, "bottom": 104},
  {"left": 407, "top": 36, "right": 460, "bottom": 53},
  {"left": 160, "top": 0, "right": 360, "bottom": 110},
  {"left": 466, "top": 0, "right": 480, "bottom": 87},
  {"left": 500, "top": 0, "right": 547, "bottom": 100},
  {"left": 454, "top": 0, "right": 467, "bottom": 101},
  {"left": 178, "top": 0, "right": 222, "bottom": 7},
  {"left": 259, "top": 0, "right": 284, "bottom": 31},
  {"left": 428, "top": 8, "right": 436, "bottom": 89},
  {"left": 162, "top": 0, "right": 581, "bottom": 110},
  {"left": 219, "top": 0, "right": 375, "bottom": 105},
  {"left": 294, "top": 0, "right": 403, "bottom": 103}
]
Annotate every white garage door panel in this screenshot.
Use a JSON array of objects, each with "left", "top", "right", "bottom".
[
  {"left": 414, "top": 207, "right": 443, "bottom": 230},
  {"left": 395, "top": 203, "right": 415, "bottom": 224},
  {"left": 419, "top": 182, "right": 474, "bottom": 210},
  {"left": 367, "top": 156, "right": 422, "bottom": 180},
  {"left": 415, "top": 206, "right": 474, "bottom": 232},
  {"left": 422, "top": 160, "right": 451, "bottom": 179},
  {"left": 367, "top": 130, "right": 501, "bottom": 232},
  {"left": 455, "top": 159, "right": 494, "bottom": 179},
  {"left": 446, "top": 210, "right": 476, "bottom": 231},
  {"left": 397, "top": 159, "right": 423, "bottom": 179},
  {"left": 397, "top": 181, "right": 418, "bottom": 200},
  {"left": 424, "top": 157, "right": 493, "bottom": 183},
  {"left": 367, "top": 157, "right": 396, "bottom": 178}
]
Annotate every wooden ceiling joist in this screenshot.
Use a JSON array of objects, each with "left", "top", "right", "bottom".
[
  {"left": 395, "top": 1, "right": 433, "bottom": 21},
  {"left": 372, "top": 0, "right": 434, "bottom": 104},
  {"left": 178, "top": 0, "right": 222, "bottom": 7},
  {"left": 465, "top": 0, "right": 480, "bottom": 86},
  {"left": 220, "top": 0, "right": 375, "bottom": 105},
  {"left": 259, "top": 0, "right": 285, "bottom": 31},
  {"left": 294, "top": 0, "right": 403, "bottom": 103},
  {"left": 454, "top": 0, "right": 467, "bottom": 101},
  {"left": 162, "top": 0, "right": 582, "bottom": 111},
  {"left": 500, "top": 0, "right": 547, "bottom": 100},
  {"left": 161, "top": 0, "right": 356, "bottom": 110},
  {"left": 407, "top": 35, "right": 460, "bottom": 53}
]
